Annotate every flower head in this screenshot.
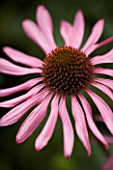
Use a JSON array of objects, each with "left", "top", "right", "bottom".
[{"left": 0, "top": 5, "right": 113, "bottom": 158}]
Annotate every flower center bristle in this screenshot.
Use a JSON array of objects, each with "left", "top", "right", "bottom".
[{"left": 42, "top": 46, "right": 93, "bottom": 95}]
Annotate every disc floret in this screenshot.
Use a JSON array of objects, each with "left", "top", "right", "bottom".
[{"left": 42, "top": 46, "right": 93, "bottom": 95}]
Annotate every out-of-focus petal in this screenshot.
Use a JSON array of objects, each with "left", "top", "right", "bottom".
[
  {"left": 16, "top": 93, "right": 53, "bottom": 143},
  {"left": 59, "top": 95, "right": 74, "bottom": 158},
  {"left": 60, "top": 21, "right": 73, "bottom": 46},
  {"left": 3, "top": 47, "right": 43, "bottom": 68},
  {"left": 93, "top": 68, "right": 113, "bottom": 77},
  {"left": 60, "top": 10, "right": 84, "bottom": 48},
  {"left": 91, "top": 49, "right": 113, "bottom": 65},
  {"left": 0, "top": 89, "right": 49, "bottom": 126},
  {"left": 82, "top": 19, "right": 104, "bottom": 52},
  {"left": 94, "top": 78, "right": 113, "bottom": 90},
  {"left": 0, "top": 77, "right": 43, "bottom": 97},
  {"left": 104, "top": 136, "right": 113, "bottom": 144},
  {"left": 71, "top": 95, "right": 91, "bottom": 155},
  {"left": 78, "top": 93, "right": 108, "bottom": 148},
  {"left": 102, "top": 154, "right": 113, "bottom": 170},
  {"left": 0, "top": 58, "right": 42, "bottom": 75},
  {"left": 73, "top": 10, "right": 85, "bottom": 48},
  {"left": 90, "top": 82, "right": 113, "bottom": 100},
  {"left": 36, "top": 5, "right": 56, "bottom": 49},
  {"left": 35, "top": 94, "right": 59, "bottom": 151},
  {"left": 86, "top": 89, "right": 113, "bottom": 134}
]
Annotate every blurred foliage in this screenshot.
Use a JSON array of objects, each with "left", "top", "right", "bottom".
[{"left": 0, "top": 0, "right": 113, "bottom": 170}]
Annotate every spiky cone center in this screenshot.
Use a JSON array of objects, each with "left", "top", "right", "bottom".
[{"left": 42, "top": 46, "right": 93, "bottom": 95}]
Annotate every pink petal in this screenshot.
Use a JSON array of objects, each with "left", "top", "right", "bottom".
[
  {"left": 36, "top": 5, "right": 56, "bottom": 49},
  {"left": 3, "top": 47, "right": 43, "bottom": 68},
  {"left": 91, "top": 48, "right": 113, "bottom": 65},
  {"left": 0, "top": 77, "right": 43, "bottom": 97},
  {"left": 60, "top": 21, "right": 73, "bottom": 46},
  {"left": 84, "top": 36, "right": 113, "bottom": 56},
  {"left": 82, "top": 19, "right": 104, "bottom": 52},
  {"left": 0, "top": 58, "right": 42, "bottom": 75},
  {"left": 71, "top": 95, "right": 91, "bottom": 155},
  {"left": 0, "top": 89, "right": 49, "bottom": 126},
  {"left": 102, "top": 154, "right": 113, "bottom": 170},
  {"left": 16, "top": 93, "right": 53, "bottom": 143},
  {"left": 35, "top": 94, "right": 59, "bottom": 151},
  {"left": 78, "top": 93, "right": 108, "bottom": 148},
  {"left": 96, "top": 36, "right": 113, "bottom": 50},
  {"left": 22, "top": 20, "right": 54, "bottom": 54},
  {"left": 85, "top": 89, "right": 113, "bottom": 134},
  {"left": 0, "top": 93, "right": 31, "bottom": 108},
  {"left": 90, "top": 82, "right": 113, "bottom": 100},
  {"left": 0, "top": 84, "right": 44, "bottom": 108},
  {"left": 59, "top": 95, "right": 74, "bottom": 158},
  {"left": 93, "top": 68, "right": 113, "bottom": 77},
  {"left": 104, "top": 136, "right": 113, "bottom": 144},
  {"left": 73, "top": 10, "right": 85, "bottom": 48},
  {"left": 94, "top": 78, "right": 113, "bottom": 90},
  {"left": 60, "top": 10, "right": 84, "bottom": 48}
]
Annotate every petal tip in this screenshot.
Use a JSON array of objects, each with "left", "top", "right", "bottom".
[
  {"left": 2, "top": 46, "right": 10, "bottom": 53},
  {"left": 16, "top": 135, "right": 22, "bottom": 144},
  {"left": 37, "top": 5, "right": 45, "bottom": 11},
  {"left": 35, "top": 142, "right": 41, "bottom": 152},
  {"left": 64, "top": 152, "right": 71, "bottom": 159},
  {"left": 87, "top": 150, "right": 91, "bottom": 157},
  {"left": 76, "top": 9, "right": 83, "bottom": 16},
  {"left": 104, "top": 144, "right": 109, "bottom": 150},
  {"left": 22, "top": 19, "right": 31, "bottom": 29},
  {"left": 98, "top": 18, "right": 105, "bottom": 26},
  {"left": 0, "top": 118, "right": 7, "bottom": 127}
]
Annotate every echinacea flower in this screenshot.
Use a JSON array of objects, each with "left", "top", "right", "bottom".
[{"left": 0, "top": 5, "right": 113, "bottom": 158}]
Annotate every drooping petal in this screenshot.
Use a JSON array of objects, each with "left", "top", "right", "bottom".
[
  {"left": 91, "top": 48, "right": 113, "bottom": 65},
  {"left": 59, "top": 95, "right": 74, "bottom": 158},
  {"left": 0, "top": 89, "right": 49, "bottom": 126},
  {"left": 36, "top": 5, "right": 56, "bottom": 49},
  {"left": 16, "top": 93, "right": 53, "bottom": 143},
  {"left": 94, "top": 78, "right": 113, "bottom": 90},
  {"left": 0, "top": 58, "right": 42, "bottom": 75},
  {"left": 3, "top": 47, "right": 43, "bottom": 68},
  {"left": 78, "top": 93, "right": 108, "bottom": 148},
  {"left": 35, "top": 94, "right": 59, "bottom": 151},
  {"left": 93, "top": 68, "right": 113, "bottom": 77},
  {"left": 82, "top": 19, "right": 104, "bottom": 52},
  {"left": 0, "top": 77, "right": 43, "bottom": 97},
  {"left": 71, "top": 95, "right": 91, "bottom": 155},
  {"left": 90, "top": 82, "right": 113, "bottom": 100},
  {"left": 85, "top": 89, "right": 113, "bottom": 134},
  {"left": 60, "top": 10, "right": 84, "bottom": 48},
  {"left": 0, "top": 84, "right": 44, "bottom": 108}
]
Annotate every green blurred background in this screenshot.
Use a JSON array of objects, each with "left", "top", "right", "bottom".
[{"left": 0, "top": 0, "right": 113, "bottom": 170}]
